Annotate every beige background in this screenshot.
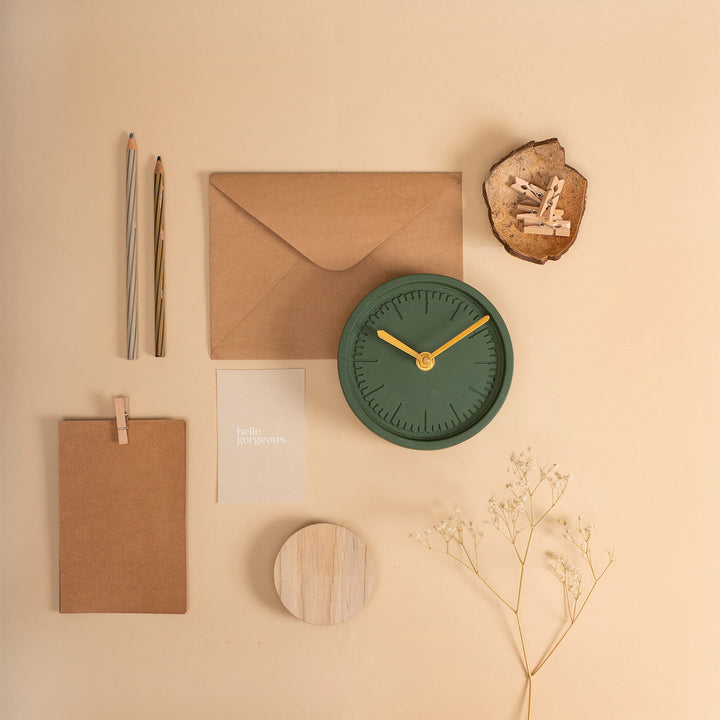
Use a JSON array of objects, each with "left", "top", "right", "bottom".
[{"left": 1, "top": 1, "right": 718, "bottom": 718}]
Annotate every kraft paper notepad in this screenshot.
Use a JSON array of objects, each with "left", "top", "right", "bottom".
[
  {"left": 217, "top": 369, "right": 306, "bottom": 503},
  {"left": 58, "top": 419, "right": 187, "bottom": 614}
]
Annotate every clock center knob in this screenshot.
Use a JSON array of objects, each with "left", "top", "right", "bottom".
[{"left": 416, "top": 352, "right": 435, "bottom": 372}]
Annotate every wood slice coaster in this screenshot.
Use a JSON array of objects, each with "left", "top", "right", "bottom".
[
  {"left": 273, "top": 523, "right": 374, "bottom": 625},
  {"left": 483, "top": 138, "right": 588, "bottom": 264}
]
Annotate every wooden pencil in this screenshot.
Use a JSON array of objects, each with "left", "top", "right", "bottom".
[
  {"left": 153, "top": 156, "right": 166, "bottom": 356},
  {"left": 125, "top": 133, "right": 138, "bottom": 359}
]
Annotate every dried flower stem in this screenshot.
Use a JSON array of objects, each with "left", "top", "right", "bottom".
[
  {"left": 412, "top": 450, "right": 613, "bottom": 720},
  {"left": 427, "top": 545, "right": 514, "bottom": 611},
  {"left": 532, "top": 561, "right": 612, "bottom": 676}
]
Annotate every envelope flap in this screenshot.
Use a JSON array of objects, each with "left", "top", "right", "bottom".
[{"left": 209, "top": 172, "right": 460, "bottom": 271}]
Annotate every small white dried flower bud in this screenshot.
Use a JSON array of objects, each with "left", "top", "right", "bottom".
[{"left": 550, "top": 554, "right": 570, "bottom": 582}]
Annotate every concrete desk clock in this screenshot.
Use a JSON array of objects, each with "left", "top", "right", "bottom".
[
  {"left": 337, "top": 274, "right": 513, "bottom": 450},
  {"left": 273, "top": 523, "right": 374, "bottom": 625}
]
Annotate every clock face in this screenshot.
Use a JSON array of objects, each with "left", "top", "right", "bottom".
[{"left": 337, "top": 274, "right": 513, "bottom": 450}]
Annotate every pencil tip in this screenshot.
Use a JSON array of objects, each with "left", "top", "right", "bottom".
[
  {"left": 129, "top": 132, "right": 134, "bottom": 138},
  {"left": 157, "top": 155, "right": 161, "bottom": 161}
]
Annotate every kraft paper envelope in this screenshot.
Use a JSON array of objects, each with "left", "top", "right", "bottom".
[{"left": 209, "top": 172, "right": 463, "bottom": 359}]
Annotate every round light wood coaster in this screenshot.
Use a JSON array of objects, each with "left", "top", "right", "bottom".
[{"left": 273, "top": 523, "right": 374, "bottom": 625}]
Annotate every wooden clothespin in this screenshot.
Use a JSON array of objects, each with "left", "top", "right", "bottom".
[
  {"left": 517, "top": 204, "right": 564, "bottom": 217},
  {"left": 535, "top": 176, "right": 557, "bottom": 219},
  {"left": 522, "top": 218, "right": 571, "bottom": 236},
  {"left": 511, "top": 176, "right": 546, "bottom": 205},
  {"left": 512, "top": 175, "right": 571, "bottom": 237},
  {"left": 114, "top": 396, "right": 129, "bottom": 445}
]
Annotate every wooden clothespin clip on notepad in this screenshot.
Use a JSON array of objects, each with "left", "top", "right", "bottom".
[
  {"left": 512, "top": 175, "right": 571, "bottom": 237},
  {"left": 114, "top": 396, "right": 129, "bottom": 445}
]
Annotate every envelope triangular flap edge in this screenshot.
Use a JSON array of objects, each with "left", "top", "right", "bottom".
[{"left": 209, "top": 172, "right": 461, "bottom": 271}]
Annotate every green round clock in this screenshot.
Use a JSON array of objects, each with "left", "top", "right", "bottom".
[{"left": 337, "top": 274, "right": 513, "bottom": 450}]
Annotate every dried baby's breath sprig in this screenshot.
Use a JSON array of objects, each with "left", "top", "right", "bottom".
[{"left": 413, "top": 452, "right": 613, "bottom": 720}]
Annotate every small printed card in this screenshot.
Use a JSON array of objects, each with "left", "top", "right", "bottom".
[{"left": 217, "top": 369, "right": 306, "bottom": 503}]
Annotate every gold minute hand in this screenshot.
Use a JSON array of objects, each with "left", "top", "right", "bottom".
[
  {"left": 377, "top": 330, "right": 420, "bottom": 359},
  {"left": 430, "top": 315, "right": 490, "bottom": 358}
]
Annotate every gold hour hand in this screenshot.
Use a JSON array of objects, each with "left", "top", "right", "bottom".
[
  {"left": 430, "top": 315, "right": 490, "bottom": 358},
  {"left": 377, "top": 330, "right": 420, "bottom": 359}
]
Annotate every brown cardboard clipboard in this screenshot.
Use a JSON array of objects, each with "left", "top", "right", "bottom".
[{"left": 209, "top": 172, "right": 463, "bottom": 359}]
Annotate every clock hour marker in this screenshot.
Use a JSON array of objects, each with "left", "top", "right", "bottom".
[
  {"left": 393, "top": 303, "right": 403, "bottom": 320},
  {"left": 363, "top": 384, "right": 384, "bottom": 399},
  {"left": 449, "top": 402, "right": 462, "bottom": 423},
  {"left": 449, "top": 302, "right": 462, "bottom": 321},
  {"left": 390, "top": 403, "right": 402, "bottom": 423}
]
